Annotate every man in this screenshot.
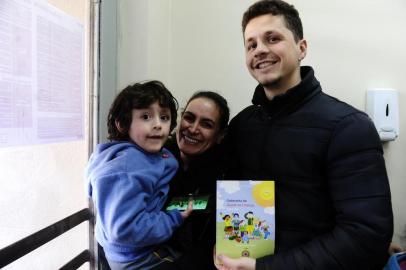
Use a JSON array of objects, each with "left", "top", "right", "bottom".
[{"left": 218, "top": 0, "right": 393, "bottom": 269}]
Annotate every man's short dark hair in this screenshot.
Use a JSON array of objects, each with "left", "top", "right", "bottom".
[
  {"left": 242, "top": 0, "right": 303, "bottom": 42},
  {"left": 107, "top": 80, "right": 178, "bottom": 141},
  {"left": 184, "top": 91, "right": 230, "bottom": 132}
]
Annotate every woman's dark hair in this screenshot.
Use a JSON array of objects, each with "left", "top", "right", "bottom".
[
  {"left": 107, "top": 80, "right": 178, "bottom": 141},
  {"left": 242, "top": 0, "right": 303, "bottom": 42},
  {"left": 184, "top": 91, "right": 230, "bottom": 132}
]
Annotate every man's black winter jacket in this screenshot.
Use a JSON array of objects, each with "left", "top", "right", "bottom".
[{"left": 225, "top": 66, "right": 393, "bottom": 270}]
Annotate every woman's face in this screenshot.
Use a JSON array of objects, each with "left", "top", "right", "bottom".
[{"left": 176, "top": 97, "right": 222, "bottom": 157}]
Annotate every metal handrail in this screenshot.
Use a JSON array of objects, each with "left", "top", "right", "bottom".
[
  {"left": 0, "top": 208, "right": 92, "bottom": 269},
  {"left": 59, "top": 249, "right": 91, "bottom": 270}
]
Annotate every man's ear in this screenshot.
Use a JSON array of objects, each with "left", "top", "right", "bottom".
[
  {"left": 115, "top": 120, "right": 125, "bottom": 134},
  {"left": 298, "top": 38, "right": 307, "bottom": 61},
  {"left": 216, "top": 128, "right": 227, "bottom": 144}
]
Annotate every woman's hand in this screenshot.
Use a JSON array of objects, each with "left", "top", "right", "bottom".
[
  {"left": 215, "top": 254, "right": 256, "bottom": 270},
  {"left": 389, "top": 242, "right": 405, "bottom": 255},
  {"left": 180, "top": 200, "right": 193, "bottom": 219}
]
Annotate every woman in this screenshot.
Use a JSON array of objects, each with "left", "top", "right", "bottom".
[{"left": 155, "top": 91, "right": 230, "bottom": 270}]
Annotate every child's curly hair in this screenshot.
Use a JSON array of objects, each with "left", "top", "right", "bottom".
[{"left": 107, "top": 80, "right": 178, "bottom": 141}]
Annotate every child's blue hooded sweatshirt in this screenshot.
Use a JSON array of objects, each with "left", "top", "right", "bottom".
[{"left": 86, "top": 141, "right": 182, "bottom": 263}]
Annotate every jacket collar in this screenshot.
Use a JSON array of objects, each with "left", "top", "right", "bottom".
[{"left": 251, "top": 66, "right": 321, "bottom": 117}]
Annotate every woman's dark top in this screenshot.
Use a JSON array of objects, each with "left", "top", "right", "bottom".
[{"left": 163, "top": 136, "right": 225, "bottom": 270}]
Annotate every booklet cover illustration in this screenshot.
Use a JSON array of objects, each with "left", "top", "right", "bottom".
[{"left": 216, "top": 180, "right": 275, "bottom": 261}]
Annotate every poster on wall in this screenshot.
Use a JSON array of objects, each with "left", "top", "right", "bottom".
[{"left": 0, "top": 0, "right": 84, "bottom": 148}]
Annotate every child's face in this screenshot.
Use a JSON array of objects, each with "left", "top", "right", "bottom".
[{"left": 128, "top": 101, "right": 172, "bottom": 153}]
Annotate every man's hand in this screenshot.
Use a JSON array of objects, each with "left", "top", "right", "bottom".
[
  {"left": 215, "top": 254, "right": 256, "bottom": 270},
  {"left": 180, "top": 200, "right": 193, "bottom": 219}
]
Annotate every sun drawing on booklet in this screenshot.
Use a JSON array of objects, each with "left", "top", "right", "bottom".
[{"left": 252, "top": 181, "right": 275, "bottom": 207}]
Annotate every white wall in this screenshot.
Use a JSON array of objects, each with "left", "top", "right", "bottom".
[
  {"left": 0, "top": 1, "right": 90, "bottom": 269},
  {"left": 117, "top": 0, "right": 406, "bottom": 246},
  {"left": 118, "top": 0, "right": 172, "bottom": 89},
  {"left": 99, "top": 0, "right": 118, "bottom": 143}
]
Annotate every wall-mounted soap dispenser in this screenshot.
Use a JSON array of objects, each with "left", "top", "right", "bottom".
[{"left": 366, "top": 89, "right": 399, "bottom": 142}]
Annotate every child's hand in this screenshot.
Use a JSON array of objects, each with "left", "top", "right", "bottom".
[{"left": 180, "top": 200, "right": 193, "bottom": 219}]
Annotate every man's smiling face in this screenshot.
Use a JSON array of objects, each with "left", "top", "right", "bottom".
[{"left": 244, "top": 14, "right": 306, "bottom": 94}]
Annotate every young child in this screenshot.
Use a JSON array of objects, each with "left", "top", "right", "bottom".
[{"left": 86, "top": 80, "right": 192, "bottom": 270}]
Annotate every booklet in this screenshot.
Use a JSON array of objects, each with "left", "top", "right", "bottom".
[{"left": 216, "top": 180, "right": 275, "bottom": 263}]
